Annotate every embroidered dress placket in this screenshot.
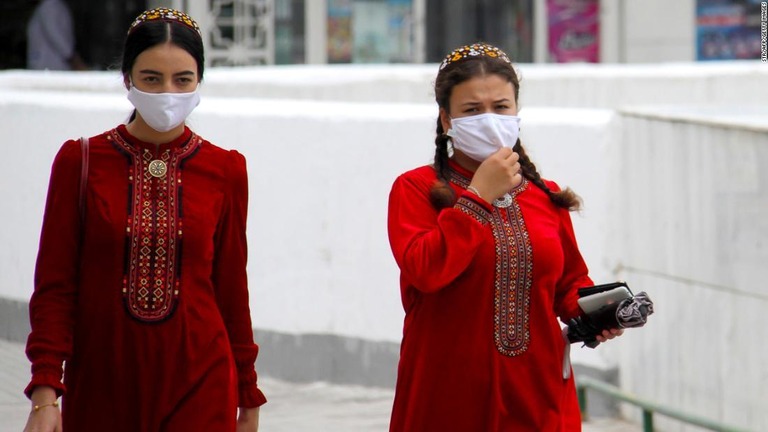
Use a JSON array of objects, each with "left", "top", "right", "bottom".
[
  {"left": 108, "top": 129, "right": 202, "bottom": 322},
  {"left": 450, "top": 169, "right": 533, "bottom": 356}
]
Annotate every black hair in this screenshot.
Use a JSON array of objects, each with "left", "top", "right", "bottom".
[
  {"left": 121, "top": 20, "right": 204, "bottom": 81},
  {"left": 430, "top": 44, "right": 582, "bottom": 212}
]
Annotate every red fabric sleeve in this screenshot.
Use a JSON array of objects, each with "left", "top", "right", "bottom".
[
  {"left": 25, "top": 141, "right": 82, "bottom": 399},
  {"left": 212, "top": 151, "right": 266, "bottom": 408},
  {"left": 547, "top": 181, "right": 592, "bottom": 322},
  {"left": 387, "top": 171, "right": 493, "bottom": 294}
]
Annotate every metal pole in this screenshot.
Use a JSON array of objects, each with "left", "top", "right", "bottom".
[
  {"left": 642, "top": 409, "right": 654, "bottom": 432},
  {"left": 577, "top": 386, "right": 588, "bottom": 420}
]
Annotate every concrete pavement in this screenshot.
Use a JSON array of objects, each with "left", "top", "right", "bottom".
[{"left": 1, "top": 339, "right": 640, "bottom": 431}]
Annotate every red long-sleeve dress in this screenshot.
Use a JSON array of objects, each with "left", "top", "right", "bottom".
[
  {"left": 25, "top": 125, "right": 266, "bottom": 431},
  {"left": 387, "top": 161, "right": 590, "bottom": 432}
]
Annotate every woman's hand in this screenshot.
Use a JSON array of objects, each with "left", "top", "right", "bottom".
[
  {"left": 595, "top": 328, "right": 624, "bottom": 343},
  {"left": 469, "top": 147, "right": 522, "bottom": 203},
  {"left": 23, "top": 386, "right": 62, "bottom": 432},
  {"left": 236, "top": 406, "right": 260, "bottom": 432}
]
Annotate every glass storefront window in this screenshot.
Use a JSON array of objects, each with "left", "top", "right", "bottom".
[
  {"left": 327, "top": 0, "right": 415, "bottom": 63},
  {"left": 275, "top": 0, "right": 305, "bottom": 64}
]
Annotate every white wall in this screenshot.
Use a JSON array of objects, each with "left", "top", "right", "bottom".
[
  {"left": 3, "top": 64, "right": 766, "bottom": 429},
  {"left": 608, "top": 107, "right": 768, "bottom": 432},
  {"left": 620, "top": 0, "right": 696, "bottom": 63},
  {"left": 5, "top": 61, "right": 767, "bottom": 108},
  {"left": 0, "top": 84, "right": 615, "bottom": 345}
]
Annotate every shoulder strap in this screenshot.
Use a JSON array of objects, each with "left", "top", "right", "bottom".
[{"left": 79, "top": 137, "right": 89, "bottom": 223}]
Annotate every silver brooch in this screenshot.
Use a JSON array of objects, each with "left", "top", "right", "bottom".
[{"left": 493, "top": 193, "right": 513, "bottom": 208}]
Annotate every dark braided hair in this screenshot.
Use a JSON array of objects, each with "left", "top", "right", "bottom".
[
  {"left": 430, "top": 43, "right": 581, "bottom": 211},
  {"left": 429, "top": 117, "right": 455, "bottom": 209}
]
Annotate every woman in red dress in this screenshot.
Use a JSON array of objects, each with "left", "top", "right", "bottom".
[
  {"left": 23, "top": 8, "right": 265, "bottom": 432},
  {"left": 387, "top": 43, "right": 622, "bottom": 431}
]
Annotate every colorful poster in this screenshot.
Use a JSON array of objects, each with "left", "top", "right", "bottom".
[
  {"left": 328, "top": 0, "right": 353, "bottom": 63},
  {"left": 329, "top": 0, "right": 413, "bottom": 64},
  {"left": 547, "top": 0, "right": 600, "bottom": 63},
  {"left": 696, "top": 0, "right": 763, "bottom": 60}
]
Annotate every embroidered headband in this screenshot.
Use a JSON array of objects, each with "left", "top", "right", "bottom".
[
  {"left": 128, "top": 7, "right": 201, "bottom": 37},
  {"left": 439, "top": 43, "right": 513, "bottom": 70}
]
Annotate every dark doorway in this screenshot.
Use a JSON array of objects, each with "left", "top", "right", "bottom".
[
  {"left": 425, "top": 0, "right": 534, "bottom": 63},
  {"left": 0, "top": 0, "right": 38, "bottom": 69},
  {"left": 0, "top": 0, "right": 147, "bottom": 70},
  {"left": 69, "top": 0, "right": 147, "bottom": 70}
]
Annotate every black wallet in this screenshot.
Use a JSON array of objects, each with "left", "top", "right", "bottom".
[{"left": 566, "top": 281, "right": 653, "bottom": 348}]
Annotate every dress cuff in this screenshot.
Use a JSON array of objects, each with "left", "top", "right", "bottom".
[
  {"left": 238, "top": 383, "right": 267, "bottom": 408},
  {"left": 234, "top": 355, "right": 267, "bottom": 407},
  {"left": 24, "top": 370, "right": 66, "bottom": 399},
  {"left": 454, "top": 193, "right": 492, "bottom": 225}
]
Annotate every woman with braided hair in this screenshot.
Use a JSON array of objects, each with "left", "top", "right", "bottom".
[
  {"left": 387, "top": 43, "right": 622, "bottom": 431},
  {"left": 23, "top": 8, "right": 265, "bottom": 432}
]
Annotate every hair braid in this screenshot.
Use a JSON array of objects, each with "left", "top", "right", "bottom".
[
  {"left": 429, "top": 118, "right": 457, "bottom": 210},
  {"left": 513, "top": 142, "right": 582, "bottom": 211}
]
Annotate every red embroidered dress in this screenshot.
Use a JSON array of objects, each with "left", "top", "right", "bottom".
[
  {"left": 387, "top": 161, "right": 590, "bottom": 432},
  {"left": 26, "top": 125, "right": 266, "bottom": 431}
]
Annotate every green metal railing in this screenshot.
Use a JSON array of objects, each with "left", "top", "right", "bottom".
[{"left": 576, "top": 376, "right": 752, "bottom": 432}]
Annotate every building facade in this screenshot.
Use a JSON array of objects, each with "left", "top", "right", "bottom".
[{"left": 1, "top": 0, "right": 762, "bottom": 70}]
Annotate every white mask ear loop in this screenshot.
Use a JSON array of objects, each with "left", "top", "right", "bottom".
[
  {"left": 444, "top": 116, "right": 455, "bottom": 157},
  {"left": 125, "top": 79, "right": 137, "bottom": 124},
  {"left": 446, "top": 116, "right": 456, "bottom": 139}
]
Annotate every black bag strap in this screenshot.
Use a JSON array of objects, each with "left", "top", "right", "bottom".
[
  {"left": 79, "top": 136, "right": 89, "bottom": 224},
  {"left": 577, "top": 281, "right": 631, "bottom": 298}
]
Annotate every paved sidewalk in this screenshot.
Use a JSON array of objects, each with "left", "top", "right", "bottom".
[{"left": 1, "top": 339, "right": 639, "bottom": 431}]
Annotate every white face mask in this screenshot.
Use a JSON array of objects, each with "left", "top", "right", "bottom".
[
  {"left": 447, "top": 113, "right": 521, "bottom": 162},
  {"left": 127, "top": 85, "right": 201, "bottom": 133}
]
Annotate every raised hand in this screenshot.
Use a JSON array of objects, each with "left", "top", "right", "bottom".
[{"left": 468, "top": 147, "right": 522, "bottom": 203}]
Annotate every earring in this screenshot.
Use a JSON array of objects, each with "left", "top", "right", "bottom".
[{"left": 446, "top": 138, "right": 454, "bottom": 158}]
